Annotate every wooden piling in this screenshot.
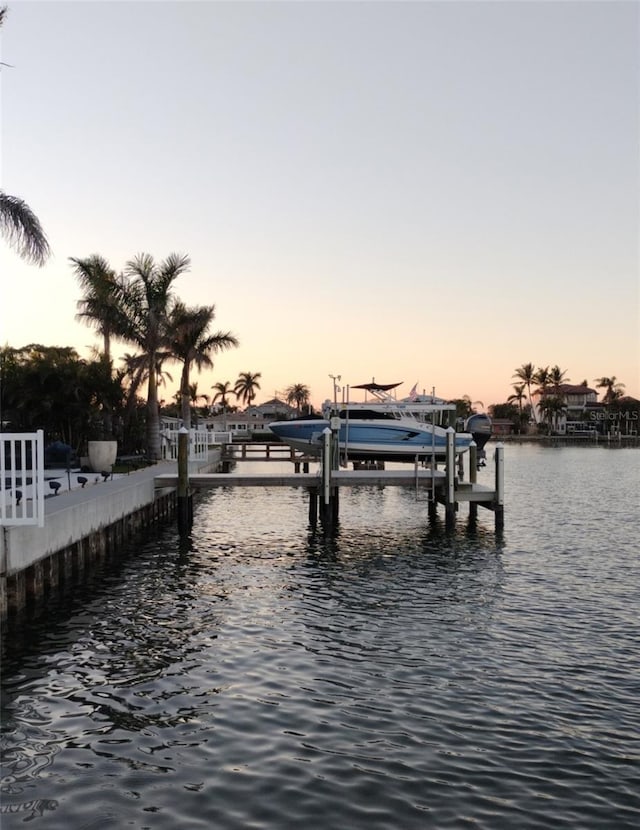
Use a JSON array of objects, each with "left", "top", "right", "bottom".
[
  {"left": 177, "top": 427, "right": 192, "bottom": 533},
  {"left": 469, "top": 442, "right": 477, "bottom": 484},
  {"left": 309, "top": 489, "right": 318, "bottom": 525},
  {"left": 445, "top": 427, "right": 456, "bottom": 530},
  {"left": 322, "top": 428, "right": 331, "bottom": 509},
  {"left": 494, "top": 442, "right": 504, "bottom": 532}
]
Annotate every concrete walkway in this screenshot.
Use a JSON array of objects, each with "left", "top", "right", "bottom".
[
  {"left": 42, "top": 460, "right": 178, "bottom": 515},
  {"left": 2, "top": 453, "right": 222, "bottom": 578}
]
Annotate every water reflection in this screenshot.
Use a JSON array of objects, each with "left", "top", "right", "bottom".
[
  {"left": 0, "top": 701, "right": 61, "bottom": 821},
  {"left": 2, "top": 449, "right": 638, "bottom": 829}
]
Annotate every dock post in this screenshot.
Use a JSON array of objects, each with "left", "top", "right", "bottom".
[
  {"left": 309, "top": 489, "right": 318, "bottom": 526},
  {"left": 177, "top": 427, "right": 192, "bottom": 533},
  {"left": 322, "top": 428, "right": 331, "bottom": 507},
  {"left": 469, "top": 442, "right": 477, "bottom": 484},
  {"left": 468, "top": 441, "right": 478, "bottom": 522},
  {"left": 494, "top": 442, "right": 504, "bottom": 532},
  {"left": 319, "top": 427, "right": 335, "bottom": 526},
  {"left": 445, "top": 427, "right": 456, "bottom": 530}
]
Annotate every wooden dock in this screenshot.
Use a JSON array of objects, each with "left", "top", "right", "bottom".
[
  {"left": 159, "top": 433, "right": 505, "bottom": 532},
  {"left": 223, "top": 442, "right": 312, "bottom": 463}
]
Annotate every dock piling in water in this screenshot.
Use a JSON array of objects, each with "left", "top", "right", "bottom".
[
  {"left": 494, "top": 443, "right": 505, "bottom": 532},
  {"left": 445, "top": 428, "right": 456, "bottom": 530},
  {"left": 177, "top": 427, "right": 192, "bottom": 533}
]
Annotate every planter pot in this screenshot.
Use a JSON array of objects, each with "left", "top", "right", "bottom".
[{"left": 88, "top": 440, "right": 118, "bottom": 473}]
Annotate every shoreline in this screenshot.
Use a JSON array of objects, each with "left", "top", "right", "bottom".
[{"left": 492, "top": 434, "right": 639, "bottom": 447}]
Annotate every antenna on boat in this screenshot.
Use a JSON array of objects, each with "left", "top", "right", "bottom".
[{"left": 329, "top": 374, "right": 341, "bottom": 408}]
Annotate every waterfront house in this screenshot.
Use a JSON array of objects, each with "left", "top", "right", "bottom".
[{"left": 533, "top": 384, "right": 598, "bottom": 433}]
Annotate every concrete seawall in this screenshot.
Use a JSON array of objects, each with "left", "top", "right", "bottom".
[{"left": 0, "top": 453, "right": 221, "bottom": 620}]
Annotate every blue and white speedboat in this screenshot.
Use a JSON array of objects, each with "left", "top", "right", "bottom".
[{"left": 269, "top": 381, "right": 491, "bottom": 464}]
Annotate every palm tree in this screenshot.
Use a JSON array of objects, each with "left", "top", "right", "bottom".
[
  {"left": 549, "top": 365, "right": 569, "bottom": 392},
  {"left": 0, "top": 9, "right": 51, "bottom": 267},
  {"left": 513, "top": 363, "right": 537, "bottom": 423},
  {"left": 189, "top": 383, "right": 209, "bottom": 410},
  {"left": 211, "top": 380, "right": 234, "bottom": 410},
  {"left": 285, "top": 383, "right": 311, "bottom": 414},
  {"left": 113, "top": 252, "right": 190, "bottom": 461},
  {"left": 167, "top": 301, "right": 238, "bottom": 429},
  {"left": 533, "top": 365, "right": 551, "bottom": 392},
  {"left": 507, "top": 383, "right": 527, "bottom": 414},
  {"left": 234, "top": 371, "right": 262, "bottom": 408},
  {"left": 530, "top": 365, "right": 551, "bottom": 424},
  {"left": 594, "top": 376, "right": 626, "bottom": 404},
  {"left": 70, "top": 254, "right": 122, "bottom": 361},
  {"left": 119, "top": 351, "right": 173, "bottom": 446},
  {"left": 539, "top": 395, "right": 567, "bottom": 434}
]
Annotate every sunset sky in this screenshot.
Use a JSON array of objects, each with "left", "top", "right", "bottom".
[{"left": 1, "top": 0, "right": 638, "bottom": 409}]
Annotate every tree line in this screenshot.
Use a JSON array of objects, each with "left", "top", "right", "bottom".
[{"left": 0, "top": 248, "right": 314, "bottom": 458}]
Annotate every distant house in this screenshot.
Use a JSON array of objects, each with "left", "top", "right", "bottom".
[
  {"left": 203, "top": 412, "right": 268, "bottom": 438},
  {"left": 201, "top": 398, "right": 297, "bottom": 439},
  {"left": 245, "top": 398, "right": 297, "bottom": 419},
  {"left": 533, "top": 384, "right": 598, "bottom": 433},
  {"left": 162, "top": 398, "right": 302, "bottom": 440}
]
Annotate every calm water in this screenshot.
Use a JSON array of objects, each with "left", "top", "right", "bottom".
[{"left": 1, "top": 445, "right": 639, "bottom": 829}]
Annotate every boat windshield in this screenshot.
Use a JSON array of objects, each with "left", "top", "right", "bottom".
[{"left": 338, "top": 409, "right": 398, "bottom": 421}]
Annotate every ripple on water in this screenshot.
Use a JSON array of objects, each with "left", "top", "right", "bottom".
[{"left": 1, "top": 448, "right": 640, "bottom": 829}]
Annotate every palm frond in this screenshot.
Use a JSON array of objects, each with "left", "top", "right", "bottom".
[{"left": 0, "top": 190, "right": 51, "bottom": 266}]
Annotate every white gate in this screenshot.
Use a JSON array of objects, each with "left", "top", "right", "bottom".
[
  {"left": 0, "top": 430, "right": 45, "bottom": 527},
  {"left": 161, "top": 429, "right": 210, "bottom": 462}
]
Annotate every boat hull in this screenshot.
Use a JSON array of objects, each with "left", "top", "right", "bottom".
[{"left": 269, "top": 419, "right": 473, "bottom": 462}]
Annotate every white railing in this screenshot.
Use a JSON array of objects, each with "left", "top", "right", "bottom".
[
  {"left": 0, "top": 430, "right": 45, "bottom": 527},
  {"left": 210, "top": 431, "right": 233, "bottom": 445},
  {"left": 161, "top": 429, "right": 211, "bottom": 462}
]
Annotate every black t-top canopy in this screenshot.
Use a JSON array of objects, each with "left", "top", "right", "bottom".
[{"left": 352, "top": 382, "right": 402, "bottom": 392}]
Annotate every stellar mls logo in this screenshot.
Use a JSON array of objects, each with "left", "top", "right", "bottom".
[{"left": 589, "top": 409, "right": 639, "bottom": 421}]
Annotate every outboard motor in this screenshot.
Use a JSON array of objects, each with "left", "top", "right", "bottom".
[{"left": 465, "top": 413, "right": 492, "bottom": 465}]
